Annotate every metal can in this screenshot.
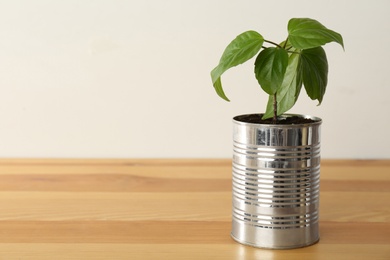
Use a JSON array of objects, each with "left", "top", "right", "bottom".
[{"left": 231, "top": 114, "right": 322, "bottom": 249}]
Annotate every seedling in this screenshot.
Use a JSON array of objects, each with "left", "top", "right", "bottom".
[{"left": 211, "top": 18, "right": 344, "bottom": 123}]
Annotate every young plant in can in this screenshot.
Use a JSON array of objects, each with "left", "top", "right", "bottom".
[{"left": 210, "top": 18, "right": 344, "bottom": 123}]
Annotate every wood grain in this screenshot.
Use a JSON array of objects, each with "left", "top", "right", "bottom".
[
  {"left": 0, "top": 221, "right": 388, "bottom": 244},
  {"left": 0, "top": 159, "right": 389, "bottom": 259}
]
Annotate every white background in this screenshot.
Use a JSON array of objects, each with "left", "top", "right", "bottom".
[{"left": 0, "top": 0, "right": 389, "bottom": 158}]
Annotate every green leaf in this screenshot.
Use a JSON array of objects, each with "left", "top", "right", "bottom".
[
  {"left": 288, "top": 18, "right": 344, "bottom": 50},
  {"left": 301, "top": 46, "right": 328, "bottom": 104},
  {"left": 254, "top": 47, "right": 289, "bottom": 95},
  {"left": 212, "top": 77, "right": 230, "bottom": 101},
  {"left": 211, "top": 31, "right": 264, "bottom": 101},
  {"left": 262, "top": 51, "right": 303, "bottom": 119}
]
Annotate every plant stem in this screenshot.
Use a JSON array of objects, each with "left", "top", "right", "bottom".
[
  {"left": 273, "top": 93, "right": 278, "bottom": 124},
  {"left": 286, "top": 50, "right": 301, "bottom": 55},
  {"left": 264, "top": 39, "right": 283, "bottom": 48},
  {"left": 282, "top": 37, "right": 288, "bottom": 48}
]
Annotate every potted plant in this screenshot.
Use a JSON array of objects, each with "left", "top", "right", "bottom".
[{"left": 210, "top": 18, "right": 343, "bottom": 249}]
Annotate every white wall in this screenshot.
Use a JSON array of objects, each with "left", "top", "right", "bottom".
[{"left": 0, "top": 0, "right": 389, "bottom": 159}]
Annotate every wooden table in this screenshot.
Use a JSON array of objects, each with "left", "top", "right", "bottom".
[{"left": 0, "top": 159, "right": 389, "bottom": 259}]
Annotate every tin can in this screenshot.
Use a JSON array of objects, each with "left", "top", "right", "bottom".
[{"left": 231, "top": 114, "right": 322, "bottom": 249}]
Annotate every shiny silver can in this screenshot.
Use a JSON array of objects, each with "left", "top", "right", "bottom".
[{"left": 231, "top": 114, "right": 322, "bottom": 249}]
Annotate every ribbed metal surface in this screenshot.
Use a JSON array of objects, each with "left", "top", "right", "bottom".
[{"left": 231, "top": 114, "right": 322, "bottom": 249}]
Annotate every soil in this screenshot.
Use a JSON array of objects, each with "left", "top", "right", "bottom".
[{"left": 234, "top": 114, "right": 317, "bottom": 125}]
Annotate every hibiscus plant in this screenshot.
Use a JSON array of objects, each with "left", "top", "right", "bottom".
[{"left": 210, "top": 18, "right": 344, "bottom": 123}]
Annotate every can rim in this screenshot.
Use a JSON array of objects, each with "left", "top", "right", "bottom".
[{"left": 233, "top": 113, "right": 322, "bottom": 127}]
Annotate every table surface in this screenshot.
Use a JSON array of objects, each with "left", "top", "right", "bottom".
[{"left": 0, "top": 159, "right": 389, "bottom": 259}]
